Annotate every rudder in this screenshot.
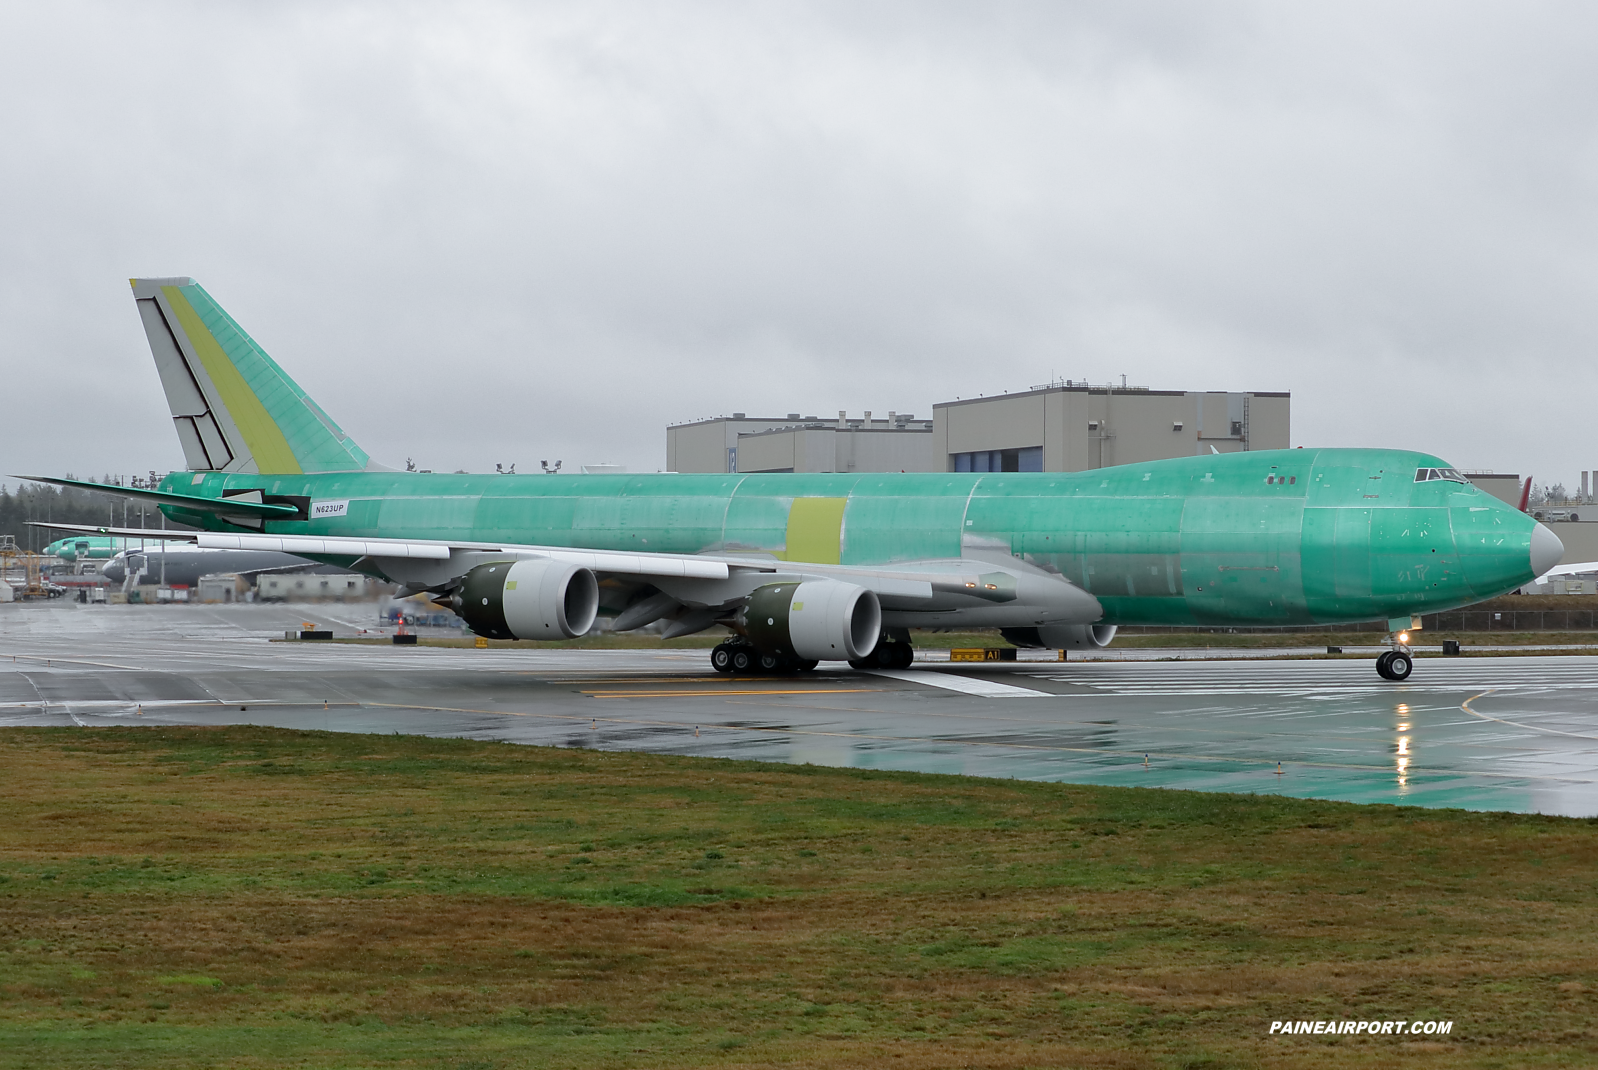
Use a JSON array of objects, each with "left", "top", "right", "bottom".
[{"left": 130, "top": 277, "right": 375, "bottom": 474}]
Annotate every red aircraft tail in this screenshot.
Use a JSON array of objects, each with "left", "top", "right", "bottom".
[{"left": 1519, "top": 477, "right": 1533, "bottom": 513}]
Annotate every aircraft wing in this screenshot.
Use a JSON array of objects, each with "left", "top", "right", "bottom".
[{"left": 26, "top": 522, "right": 1092, "bottom": 615}]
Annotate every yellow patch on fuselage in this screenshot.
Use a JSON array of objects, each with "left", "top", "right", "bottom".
[{"left": 779, "top": 497, "right": 846, "bottom": 564}]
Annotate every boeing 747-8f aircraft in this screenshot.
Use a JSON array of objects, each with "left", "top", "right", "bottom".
[{"left": 23, "top": 277, "right": 1563, "bottom": 681}]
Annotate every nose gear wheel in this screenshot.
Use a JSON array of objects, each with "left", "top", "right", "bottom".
[{"left": 1376, "top": 649, "right": 1413, "bottom": 681}]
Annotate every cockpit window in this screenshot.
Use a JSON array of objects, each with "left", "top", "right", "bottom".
[{"left": 1414, "top": 467, "right": 1467, "bottom": 483}]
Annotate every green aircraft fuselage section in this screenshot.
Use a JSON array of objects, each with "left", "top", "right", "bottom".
[{"left": 157, "top": 447, "right": 1540, "bottom": 628}]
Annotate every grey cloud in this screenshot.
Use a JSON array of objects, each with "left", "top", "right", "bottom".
[{"left": 2, "top": 1, "right": 1596, "bottom": 486}]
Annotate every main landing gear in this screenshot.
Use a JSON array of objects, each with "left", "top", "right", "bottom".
[
  {"left": 1375, "top": 647, "right": 1413, "bottom": 681},
  {"left": 708, "top": 637, "right": 917, "bottom": 674},
  {"left": 849, "top": 640, "right": 914, "bottom": 671},
  {"left": 710, "top": 638, "right": 819, "bottom": 675}
]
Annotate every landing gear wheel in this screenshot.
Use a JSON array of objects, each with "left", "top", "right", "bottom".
[
  {"left": 1375, "top": 651, "right": 1394, "bottom": 679},
  {"left": 757, "top": 651, "right": 788, "bottom": 674},
  {"left": 1376, "top": 650, "right": 1413, "bottom": 681},
  {"left": 710, "top": 644, "right": 735, "bottom": 674},
  {"left": 848, "top": 641, "right": 914, "bottom": 671},
  {"left": 1387, "top": 651, "right": 1413, "bottom": 680},
  {"left": 730, "top": 648, "right": 754, "bottom": 674}
]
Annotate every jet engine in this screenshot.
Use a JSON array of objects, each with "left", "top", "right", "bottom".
[
  {"left": 1001, "top": 624, "right": 1117, "bottom": 650},
  {"left": 453, "top": 559, "right": 599, "bottom": 640},
  {"left": 742, "top": 580, "right": 881, "bottom": 661}
]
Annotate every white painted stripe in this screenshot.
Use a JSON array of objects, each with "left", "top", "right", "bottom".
[{"left": 867, "top": 669, "right": 1052, "bottom": 698}]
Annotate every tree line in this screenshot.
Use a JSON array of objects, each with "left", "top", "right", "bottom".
[{"left": 0, "top": 480, "right": 192, "bottom": 553}]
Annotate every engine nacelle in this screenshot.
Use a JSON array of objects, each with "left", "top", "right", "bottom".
[
  {"left": 1001, "top": 624, "right": 1117, "bottom": 650},
  {"left": 455, "top": 558, "right": 599, "bottom": 640},
  {"left": 743, "top": 580, "right": 881, "bottom": 662}
]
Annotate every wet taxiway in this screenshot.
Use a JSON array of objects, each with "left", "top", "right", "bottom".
[{"left": 3, "top": 602, "right": 1597, "bottom": 816}]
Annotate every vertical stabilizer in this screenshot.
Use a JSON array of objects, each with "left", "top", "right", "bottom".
[{"left": 129, "top": 277, "right": 375, "bottom": 474}]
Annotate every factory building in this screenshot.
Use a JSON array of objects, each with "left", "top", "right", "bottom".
[
  {"left": 668, "top": 412, "right": 934, "bottom": 474},
  {"left": 667, "top": 383, "right": 1290, "bottom": 474},
  {"left": 1464, "top": 473, "right": 1523, "bottom": 507},
  {"left": 934, "top": 384, "right": 1289, "bottom": 472}
]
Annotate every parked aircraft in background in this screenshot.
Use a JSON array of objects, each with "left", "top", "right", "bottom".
[
  {"left": 24, "top": 277, "right": 1564, "bottom": 681},
  {"left": 98, "top": 545, "right": 338, "bottom": 589},
  {"left": 43, "top": 535, "right": 187, "bottom": 562}
]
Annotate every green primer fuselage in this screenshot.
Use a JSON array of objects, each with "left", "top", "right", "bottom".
[
  {"left": 42, "top": 536, "right": 192, "bottom": 562},
  {"left": 160, "top": 446, "right": 1539, "bottom": 628}
]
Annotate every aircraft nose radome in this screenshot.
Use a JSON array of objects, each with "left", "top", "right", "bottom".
[{"left": 1531, "top": 523, "right": 1564, "bottom": 578}]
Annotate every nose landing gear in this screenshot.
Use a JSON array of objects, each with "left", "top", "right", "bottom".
[{"left": 1375, "top": 648, "right": 1413, "bottom": 681}]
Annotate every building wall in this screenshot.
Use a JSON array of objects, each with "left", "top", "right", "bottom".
[
  {"left": 1467, "top": 474, "right": 1523, "bottom": 507},
  {"left": 942, "top": 393, "right": 1047, "bottom": 455},
  {"left": 843, "top": 430, "right": 934, "bottom": 473},
  {"left": 1548, "top": 521, "right": 1598, "bottom": 567},
  {"left": 1199, "top": 393, "right": 1230, "bottom": 444},
  {"left": 1246, "top": 395, "right": 1291, "bottom": 455},
  {"left": 936, "top": 387, "right": 1290, "bottom": 473},
  {"left": 667, "top": 417, "right": 805, "bottom": 473},
  {"left": 1087, "top": 391, "right": 1192, "bottom": 467},
  {"left": 737, "top": 427, "right": 934, "bottom": 473},
  {"left": 665, "top": 421, "right": 732, "bottom": 474},
  {"left": 197, "top": 573, "right": 245, "bottom": 603},
  {"left": 672, "top": 390, "right": 1290, "bottom": 475},
  {"left": 259, "top": 573, "right": 377, "bottom": 601},
  {"left": 735, "top": 429, "right": 805, "bottom": 473}
]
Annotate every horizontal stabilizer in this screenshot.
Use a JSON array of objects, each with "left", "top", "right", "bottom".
[{"left": 11, "top": 475, "right": 298, "bottom": 520}]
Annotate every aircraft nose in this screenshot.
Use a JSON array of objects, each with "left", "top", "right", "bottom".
[{"left": 1531, "top": 522, "right": 1564, "bottom": 578}]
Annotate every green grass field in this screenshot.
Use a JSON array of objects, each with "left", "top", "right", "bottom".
[{"left": 2, "top": 727, "right": 1596, "bottom": 1068}]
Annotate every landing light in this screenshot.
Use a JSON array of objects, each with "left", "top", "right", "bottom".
[{"left": 1397, "top": 632, "right": 1410, "bottom": 643}]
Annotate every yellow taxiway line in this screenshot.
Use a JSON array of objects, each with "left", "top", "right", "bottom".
[{"left": 581, "top": 688, "right": 882, "bottom": 698}]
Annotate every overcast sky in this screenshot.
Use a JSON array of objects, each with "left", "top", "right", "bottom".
[{"left": 2, "top": 2, "right": 1595, "bottom": 490}]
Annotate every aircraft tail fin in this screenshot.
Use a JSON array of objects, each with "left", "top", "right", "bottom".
[
  {"left": 129, "top": 277, "right": 376, "bottom": 475},
  {"left": 1519, "top": 476, "right": 1533, "bottom": 513}
]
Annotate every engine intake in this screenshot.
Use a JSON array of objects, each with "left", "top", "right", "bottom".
[
  {"left": 1001, "top": 624, "right": 1117, "bottom": 650},
  {"left": 743, "top": 580, "right": 880, "bottom": 661},
  {"left": 455, "top": 559, "right": 599, "bottom": 640}
]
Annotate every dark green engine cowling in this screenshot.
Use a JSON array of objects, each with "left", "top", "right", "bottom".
[
  {"left": 452, "top": 559, "right": 600, "bottom": 640},
  {"left": 741, "top": 580, "right": 880, "bottom": 661}
]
